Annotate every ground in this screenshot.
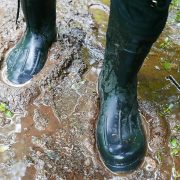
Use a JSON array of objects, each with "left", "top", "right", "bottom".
[{"left": 0, "top": 0, "right": 179, "bottom": 179}]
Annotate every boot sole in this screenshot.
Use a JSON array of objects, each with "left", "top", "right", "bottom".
[{"left": 104, "top": 156, "right": 144, "bottom": 174}]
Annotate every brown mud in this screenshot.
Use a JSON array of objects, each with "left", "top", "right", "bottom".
[{"left": 0, "top": 0, "right": 179, "bottom": 179}]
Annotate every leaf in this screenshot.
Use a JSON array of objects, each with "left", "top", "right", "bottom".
[
  {"left": 174, "top": 125, "right": 180, "bottom": 132},
  {"left": 163, "top": 62, "right": 172, "bottom": 71},
  {"left": 171, "top": 138, "right": 178, "bottom": 148},
  {"left": 175, "top": 13, "right": 180, "bottom": 22},
  {"left": 5, "top": 110, "right": 14, "bottom": 118},
  {"left": 0, "top": 103, "right": 7, "bottom": 112},
  {"left": 156, "top": 151, "right": 163, "bottom": 163},
  {"left": 171, "top": 148, "right": 179, "bottom": 156}
]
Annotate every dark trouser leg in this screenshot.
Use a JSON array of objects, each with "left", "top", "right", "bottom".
[
  {"left": 97, "top": 0, "right": 171, "bottom": 173},
  {"left": 6, "top": 0, "right": 56, "bottom": 85}
]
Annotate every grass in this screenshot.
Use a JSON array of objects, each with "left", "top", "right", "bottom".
[{"left": 0, "top": 102, "right": 14, "bottom": 118}]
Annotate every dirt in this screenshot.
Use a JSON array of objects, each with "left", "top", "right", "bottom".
[{"left": 0, "top": 0, "right": 179, "bottom": 179}]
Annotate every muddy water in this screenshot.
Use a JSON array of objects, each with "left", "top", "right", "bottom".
[{"left": 0, "top": 0, "right": 179, "bottom": 179}]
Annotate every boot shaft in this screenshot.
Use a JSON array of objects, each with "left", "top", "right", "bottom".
[
  {"left": 103, "top": 0, "right": 171, "bottom": 87},
  {"left": 21, "top": 0, "right": 56, "bottom": 34},
  {"left": 104, "top": 13, "right": 154, "bottom": 87},
  {"left": 110, "top": 0, "right": 171, "bottom": 40}
]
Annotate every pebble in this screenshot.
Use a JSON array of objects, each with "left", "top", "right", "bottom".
[
  {"left": 84, "top": 158, "right": 91, "bottom": 167},
  {"left": 145, "top": 157, "right": 156, "bottom": 172}
]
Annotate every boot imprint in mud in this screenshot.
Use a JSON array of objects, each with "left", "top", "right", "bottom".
[{"left": 5, "top": 0, "right": 56, "bottom": 85}]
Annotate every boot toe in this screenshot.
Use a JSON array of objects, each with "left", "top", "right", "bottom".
[
  {"left": 7, "top": 71, "right": 32, "bottom": 85},
  {"left": 7, "top": 65, "right": 33, "bottom": 85},
  {"left": 6, "top": 49, "right": 33, "bottom": 85},
  {"left": 98, "top": 137, "right": 146, "bottom": 172}
]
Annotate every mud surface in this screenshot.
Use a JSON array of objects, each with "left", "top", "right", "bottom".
[{"left": 0, "top": 0, "right": 179, "bottom": 179}]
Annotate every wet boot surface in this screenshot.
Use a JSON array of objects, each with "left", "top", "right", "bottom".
[
  {"left": 96, "top": 3, "right": 156, "bottom": 172},
  {"left": 0, "top": 0, "right": 179, "bottom": 179},
  {"left": 6, "top": 0, "right": 56, "bottom": 85}
]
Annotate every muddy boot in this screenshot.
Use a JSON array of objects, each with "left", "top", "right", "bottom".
[
  {"left": 97, "top": 0, "right": 171, "bottom": 173},
  {"left": 6, "top": 0, "right": 56, "bottom": 84}
]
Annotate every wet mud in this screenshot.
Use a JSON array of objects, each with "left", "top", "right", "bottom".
[{"left": 0, "top": 0, "right": 179, "bottom": 179}]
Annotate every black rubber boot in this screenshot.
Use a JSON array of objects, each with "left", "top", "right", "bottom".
[
  {"left": 6, "top": 0, "right": 56, "bottom": 84},
  {"left": 97, "top": 0, "right": 170, "bottom": 173}
]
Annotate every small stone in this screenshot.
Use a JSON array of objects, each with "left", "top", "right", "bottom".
[
  {"left": 0, "top": 145, "right": 9, "bottom": 153},
  {"left": 36, "top": 151, "right": 42, "bottom": 156},
  {"left": 63, "top": 166, "right": 68, "bottom": 171},
  {"left": 15, "top": 123, "right": 21, "bottom": 133},
  {"left": 154, "top": 66, "right": 160, "bottom": 70},
  {"left": 145, "top": 157, "right": 156, "bottom": 172},
  {"left": 84, "top": 158, "right": 91, "bottom": 167}
]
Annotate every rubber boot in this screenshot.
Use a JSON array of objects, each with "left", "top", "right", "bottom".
[
  {"left": 6, "top": 0, "right": 56, "bottom": 84},
  {"left": 97, "top": 0, "right": 170, "bottom": 173}
]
